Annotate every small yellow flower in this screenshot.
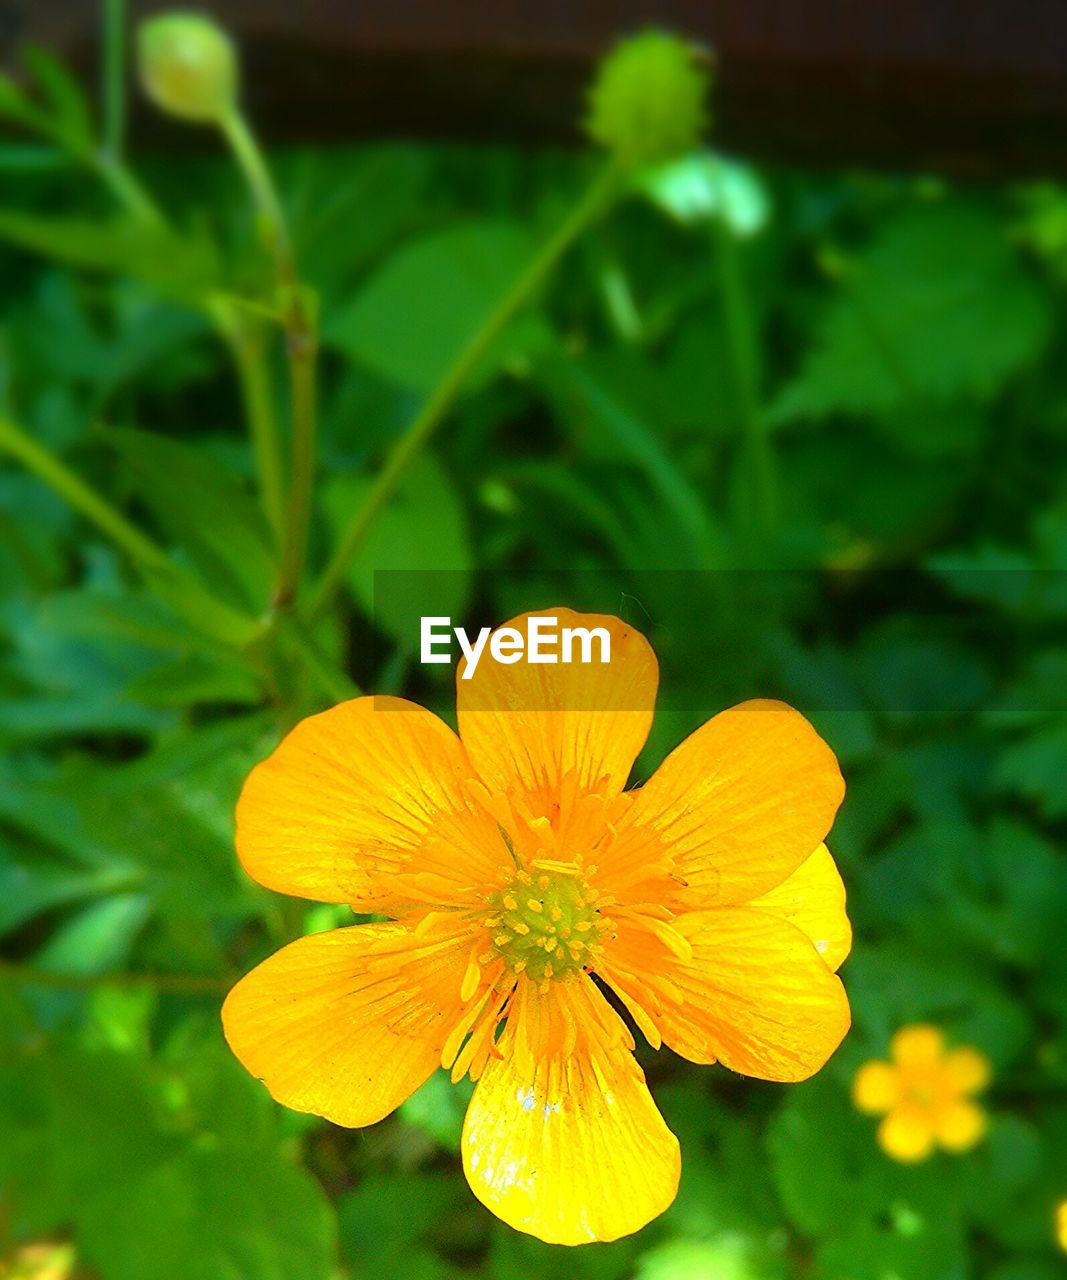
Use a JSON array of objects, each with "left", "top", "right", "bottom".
[
  {"left": 1056, "top": 1200, "right": 1067, "bottom": 1251},
  {"left": 223, "top": 610, "right": 851, "bottom": 1244},
  {"left": 853, "top": 1024, "right": 991, "bottom": 1162}
]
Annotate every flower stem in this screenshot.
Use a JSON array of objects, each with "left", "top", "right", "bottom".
[
  {"left": 305, "top": 159, "right": 622, "bottom": 623},
  {"left": 215, "top": 304, "right": 286, "bottom": 541},
  {"left": 0, "top": 414, "right": 170, "bottom": 575},
  {"left": 274, "top": 295, "right": 317, "bottom": 607},
  {"left": 219, "top": 106, "right": 317, "bottom": 609},
  {"left": 220, "top": 107, "right": 293, "bottom": 281},
  {"left": 101, "top": 0, "right": 127, "bottom": 162}
]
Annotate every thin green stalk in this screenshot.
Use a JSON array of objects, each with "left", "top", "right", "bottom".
[
  {"left": 306, "top": 160, "right": 622, "bottom": 622},
  {"left": 93, "top": 152, "right": 164, "bottom": 226},
  {"left": 217, "top": 306, "right": 286, "bottom": 540},
  {"left": 101, "top": 0, "right": 126, "bottom": 162},
  {"left": 274, "top": 309, "right": 317, "bottom": 606},
  {"left": 220, "top": 107, "right": 293, "bottom": 280},
  {"left": 0, "top": 414, "right": 170, "bottom": 574},
  {"left": 710, "top": 205, "right": 778, "bottom": 540},
  {"left": 219, "top": 106, "right": 317, "bottom": 607}
]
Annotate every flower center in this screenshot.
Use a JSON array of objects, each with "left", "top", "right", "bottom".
[
  {"left": 907, "top": 1080, "right": 938, "bottom": 1109},
  {"left": 484, "top": 865, "right": 605, "bottom": 983}
]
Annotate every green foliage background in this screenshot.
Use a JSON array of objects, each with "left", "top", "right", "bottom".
[{"left": 2, "top": 19, "right": 1067, "bottom": 1280}]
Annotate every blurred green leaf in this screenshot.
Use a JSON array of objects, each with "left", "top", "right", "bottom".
[
  {"left": 22, "top": 46, "right": 93, "bottom": 150},
  {"left": 400, "top": 1069, "right": 472, "bottom": 1153},
  {"left": 325, "top": 220, "right": 546, "bottom": 392},
  {"left": 0, "top": 1042, "right": 336, "bottom": 1280},
  {"left": 814, "top": 1217, "right": 968, "bottom": 1280},
  {"left": 34, "top": 893, "right": 153, "bottom": 975},
  {"left": 339, "top": 1172, "right": 470, "bottom": 1278},
  {"left": 637, "top": 1238, "right": 785, "bottom": 1280},
  {"left": 324, "top": 454, "right": 473, "bottom": 642},
  {"left": 0, "top": 211, "right": 220, "bottom": 302}
]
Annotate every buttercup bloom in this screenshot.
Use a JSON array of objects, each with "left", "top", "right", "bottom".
[
  {"left": 853, "top": 1024, "right": 991, "bottom": 1163},
  {"left": 223, "top": 610, "right": 851, "bottom": 1244}
]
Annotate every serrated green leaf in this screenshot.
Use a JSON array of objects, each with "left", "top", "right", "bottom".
[
  {"left": 772, "top": 202, "right": 1052, "bottom": 422},
  {"left": 109, "top": 427, "right": 275, "bottom": 614}
]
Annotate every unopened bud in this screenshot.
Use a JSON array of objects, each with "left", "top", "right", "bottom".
[
  {"left": 586, "top": 30, "right": 711, "bottom": 170},
  {"left": 137, "top": 12, "right": 237, "bottom": 124}
]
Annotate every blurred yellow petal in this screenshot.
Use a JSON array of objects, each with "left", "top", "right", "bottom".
[
  {"left": 236, "top": 696, "right": 504, "bottom": 909},
  {"left": 1056, "top": 1201, "right": 1067, "bottom": 1252},
  {"left": 878, "top": 1106, "right": 935, "bottom": 1162},
  {"left": 618, "top": 700, "right": 844, "bottom": 907},
  {"left": 943, "top": 1045, "right": 991, "bottom": 1095},
  {"left": 934, "top": 1100, "right": 987, "bottom": 1152},
  {"left": 461, "top": 978, "right": 680, "bottom": 1244},
  {"left": 222, "top": 923, "right": 470, "bottom": 1128},
  {"left": 456, "top": 609, "right": 658, "bottom": 805},
  {"left": 656, "top": 907, "right": 850, "bottom": 1082},
  {"left": 751, "top": 844, "right": 852, "bottom": 971},
  {"left": 853, "top": 1061, "right": 900, "bottom": 1114},
  {"left": 890, "top": 1024, "right": 944, "bottom": 1068}
]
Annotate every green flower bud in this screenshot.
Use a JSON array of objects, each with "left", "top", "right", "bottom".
[
  {"left": 137, "top": 12, "right": 237, "bottom": 124},
  {"left": 585, "top": 30, "right": 711, "bottom": 170}
]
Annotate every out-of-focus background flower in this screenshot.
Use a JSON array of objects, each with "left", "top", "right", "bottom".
[{"left": 2, "top": 4, "right": 1067, "bottom": 1278}]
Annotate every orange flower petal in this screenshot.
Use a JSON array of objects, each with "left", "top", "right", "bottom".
[
  {"left": 750, "top": 844, "right": 852, "bottom": 972},
  {"left": 236, "top": 696, "right": 503, "bottom": 908},
  {"left": 461, "top": 977, "right": 680, "bottom": 1244},
  {"left": 878, "top": 1106, "right": 935, "bottom": 1162},
  {"left": 853, "top": 1061, "right": 900, "bottom": 1114},
  {"left": 656, "top": 907, "right": 851, "bottom": 1082},
  {"left": 890, "top": 1024, "right": 943, "bottom": 1069},
  {"left": 934, "top": 1100, "right": 987, "bottom": 1152},
  {"left": 222, "top": 923, "right": 469, "bottom": 1127},
  {"left": 943, "top": 1046, "right": 991, "bottom": 1096},
  {"left": 456, "top": 609, "right": 657, "bottom": 806},
  {"left": 617, "top": 700, "right": 844, "bottom": 907}
]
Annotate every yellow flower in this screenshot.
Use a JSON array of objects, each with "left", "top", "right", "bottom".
[
  {"left": 223, "top": 609, "right": 851, "bottom": 1244},
  {"left": 853, "top": 1024, "right": 991, "bottom": 1163},
  {"left": 1057, "top": 1200, "right": 1067, "bottom": 1251}
]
